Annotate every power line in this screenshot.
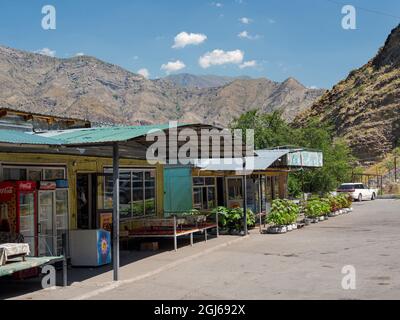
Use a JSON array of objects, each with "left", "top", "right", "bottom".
[{"left": 325, "top": 0, "right": 400, "bottom": 20}]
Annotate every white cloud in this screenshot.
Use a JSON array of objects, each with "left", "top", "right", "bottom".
[
  {"left": 199, "top": 49, "right": 244, "bottom": 69},
  {"left": 238, "top": 31, "right": 260, "bottom": 40},
  {"left": 211, "top": 2, "right": 223, "bottom": 7},
  {"left": 239, "top": 60, "right": 257, "bottom": 69},
  {"left": 239, "top": 17, "right": 252, "bottom": 24},
  {"left": 268, "top": 18, "right": 276, "bottom": 24},
  {"left": 75, "top": 52, "right": 85, "bottom": 57},
  {"left": 161, "top": 60, "right": 186, "bottom": 74},
  {"left": 137, "top": 68, "right": 150, "bottom": 79},
  {"left": 34, "top": 48, "right": 56, "bottom": 57},
  {"left": 308, "top": 85, "right": 318, "bottom": 89},
  {"left": 172, "top": 32, "right": 207, "bottom": 49}
]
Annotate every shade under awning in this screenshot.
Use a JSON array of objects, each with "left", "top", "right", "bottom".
[{"left": 192, "top": 149, "right": 290, "bottom": 172}]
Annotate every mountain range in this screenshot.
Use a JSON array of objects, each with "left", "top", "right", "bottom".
[
  {"left": 165, "top": 73, "right": 251, "bottom": 89},
  {"left": 0, "top": 45, "right": 325, "bottom": 127},
  {"left": 295, "top": 24, "right": 400, "bottom": 162}
]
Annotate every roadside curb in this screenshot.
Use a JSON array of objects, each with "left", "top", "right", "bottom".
[
  {"left": 378, "top": 195, "right": 400, "bottom": 200},
  {"left": 70, "top": 235, "right": 249, "bottom": 300}
]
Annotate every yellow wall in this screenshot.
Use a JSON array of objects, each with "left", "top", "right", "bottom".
[{"left": 0, "top": 152, "right": 164, "bottom": 230}]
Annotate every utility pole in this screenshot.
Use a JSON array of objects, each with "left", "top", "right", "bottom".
[{"left": 394, "top": 155, "right": 398, "bottom": 183}]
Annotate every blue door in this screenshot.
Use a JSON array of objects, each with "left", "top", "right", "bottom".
[{"left": 164, "top": 167, "right": 193, "bottom": 216}]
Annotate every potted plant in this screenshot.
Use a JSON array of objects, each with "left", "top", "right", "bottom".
[
  {"left": 211, "top": 207, "right": 255, "bottom": 234},
  {"left": 266, "top": 199, "right": 299, "bottom": 234},
  {"left": 305, "top": 199, "right": 323, "bottom": 223}
]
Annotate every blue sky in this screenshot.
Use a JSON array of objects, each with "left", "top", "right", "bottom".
[{"left": 0, "top": 0, "right": 399, "bottom": 88}]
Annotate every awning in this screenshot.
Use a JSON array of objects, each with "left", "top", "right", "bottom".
[
  {"left": 193, "top": 149, "right": 290, "bottom": 172},
  {"left": 0, "top": 129, "right": 61, "bottom": 146}
]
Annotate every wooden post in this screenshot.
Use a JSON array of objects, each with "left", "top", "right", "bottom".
[{"left": 112, "top": 143, "right": 120, "bottom": 281}]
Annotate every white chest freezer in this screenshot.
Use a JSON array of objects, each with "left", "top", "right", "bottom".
[{"left": 69, "top": 229, "right": 111, "bottom": 267}]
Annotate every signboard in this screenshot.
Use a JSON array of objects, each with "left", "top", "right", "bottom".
[
  {"left": 97, "top": 229, "right": 111, "bottom": 266},
  {"left": 16, "top": 181, "right": 37, "bottom": 192},
  {"left": 100, "top": 212, "right": 112, "bottom": 232},
  {"left": 0, "top": 182, "right": 14, "bottom": 202},
  {"left": 39, "top": 181, "right": 57, "bottom": 190},
  {"left": 288, "top": 151, "right": 323, "bottom": 168}
]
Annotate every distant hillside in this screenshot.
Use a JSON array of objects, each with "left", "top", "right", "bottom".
[
  {"left": 0, "top": 45, "right": 325, "bottom": 127},
  {"left": 165, "top": 73, "right": 251, "bottom": 89},
  {"left": 295, "top": 24, "right": 400, "bottom": 162}
]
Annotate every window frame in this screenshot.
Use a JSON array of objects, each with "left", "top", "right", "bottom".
[
  {"left": 192, "top": 176, "right": 217, "bottom": 211},
  {"left": 103, "top": 168, "right": 157, "bottom": 220}
]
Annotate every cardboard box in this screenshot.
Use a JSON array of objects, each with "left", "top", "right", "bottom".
[{"left": 140, "top": 242, "right": 159, "bottom": 251}]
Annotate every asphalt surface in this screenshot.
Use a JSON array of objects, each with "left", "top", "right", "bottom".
[
  {"left": 92, "top": 199, "right": 400, "bottom": 300},
  {"left": 2, "top": 199, "right": 399, "bottom": 300}
]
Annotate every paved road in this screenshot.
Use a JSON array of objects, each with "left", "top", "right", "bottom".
[{"left": 92, "top": 200, "right": 400, "bottom": 300}]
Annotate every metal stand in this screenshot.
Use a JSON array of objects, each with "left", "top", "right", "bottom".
[
  {"left": 112, "top": 143, "right": 120, "bottom": 281},
  {"left": 173, "top": 216, "right": 177, "bottom": 251}
]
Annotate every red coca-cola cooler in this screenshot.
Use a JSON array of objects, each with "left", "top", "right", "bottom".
[{"left": 0, "top": 181, "right": 38, "bottom": 256}]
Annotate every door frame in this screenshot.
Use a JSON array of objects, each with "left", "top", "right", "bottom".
[
  {"left": 225, "top": 176, "right": 244, "bottom": 209},
  {"left": 76, "top": 172, "right": 97, "bottom": 229}
]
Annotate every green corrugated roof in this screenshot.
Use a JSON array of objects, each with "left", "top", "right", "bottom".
[
  {"left": 0, "top": 129, "right": 61, "bottom": 145},
  {"left": 37, "top": 124, "right": 188, "bottom": 145}
]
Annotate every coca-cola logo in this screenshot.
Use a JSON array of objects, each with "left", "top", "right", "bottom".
[
  {"left": 0, "top": 186, "right": 13, "bottom": 195},
  {"left": 18, "top": 182, "right": 33, "bottom": 191}
]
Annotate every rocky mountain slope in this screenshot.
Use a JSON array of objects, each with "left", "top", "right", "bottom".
[
  {"left": 165, "top": 73, "right": 251, "bottom": 88},
  {"left": 295, "top": 24, "right": 400, "bottom": 162},
  {"left": 0, "top": 45, "right": 325, "bottom": 127}
]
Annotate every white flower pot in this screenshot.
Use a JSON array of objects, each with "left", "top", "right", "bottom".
[
  {"left": 287, "top": 225, "right": 293, "bottom": 232},
  {"left": 292, "top": 223, "right": 298, "bottom": 230},
  {"left": 319, "top": 216, "right": 325, "bottom": 221},
  {"left": 267, "top": 226, "right": 287, "bottom": 234}
]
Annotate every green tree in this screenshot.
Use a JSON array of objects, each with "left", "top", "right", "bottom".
[
  {"left": 230, "top": 110, "right": 294, "bottom": 149},
  {"left": 230, "top": 110, "right": 355, "bottom": 195}
]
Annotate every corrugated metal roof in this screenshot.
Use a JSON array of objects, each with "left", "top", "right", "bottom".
[
  {"left": 37, "top": 124, "right": 185, "bottom": 145},
  {"left": 0, "top": 129, "right": 61, "bottom": 145},
  {"left": 193, "top": 150, "right": 290, "bottom": 172}
]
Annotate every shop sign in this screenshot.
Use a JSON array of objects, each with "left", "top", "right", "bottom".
[
  {"left": 40, "top": 181, "right": 57, "bottom": 190},
  {"left": 100, "top": 212, "right": 112, "bottom": 232},
  {"left": 16, "top": 181, "right": 37, "bottom": 192},
  {"left": 0, "top": 182, "right": 14, "bottom": 202}
]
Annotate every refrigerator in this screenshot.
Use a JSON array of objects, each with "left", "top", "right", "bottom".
[
  {"left": 38, "top": 188, "right": 56, "bottom": 256},
  {"left": 55, "top": 180, "right": 69, "bottom": 256},
  {"left": 38, "top": 181, "right": 69, "bottom": 257},
  {"left": 69, "top": 229, "right": 111, "bottom": 267},
  {"left": 0, "top": 181, "right": 38, "bottom": 256}
]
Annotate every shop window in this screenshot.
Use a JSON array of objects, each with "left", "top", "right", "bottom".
[
  {"left": 227, "top": 178, "right": 243, "bottom": 200},
  {"left": 192, "top": 177, "right": 217, "bottom": 211},
  {"left": 120, "top": 171, "right": 132, "bottom": 220},
  {"left": 44, "top": 168, "right": 65, "bottom": 180},
  {"left": 145, "top": 171, "right": 156, "bottom": 215},
  {"left": 265, "top": 177, "right": 273, "bottom": 202},
  {"left": 132, "top": 171, "right": 144, "bottom": 217},
  {"left": 3, "top": 168, "right": 27, "bottom": 181},
  {"left": 104, "top": 169, "right": 157, "bottom": 219},
  {"left": 2, "top": 166, "right": 65, "bottom": 182},
  {"left": 273, "top": 176, "right": 280, "bottom": 200}
]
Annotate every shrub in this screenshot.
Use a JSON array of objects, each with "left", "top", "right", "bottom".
[
  {"left": 211, "top": 207, "right": 255, "bottom": 231},
  {"left": 267, "top": 199, "right": 300, "bottom": 226},
  {"left": 305, "top": 199, "right": 329, "bottom": 218}
]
